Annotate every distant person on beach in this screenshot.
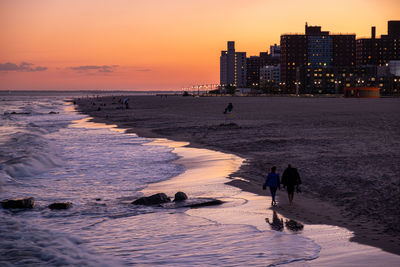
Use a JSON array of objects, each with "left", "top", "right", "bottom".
[
  {"left": 263, "top": 166, "right": 280, "bottom": 206},
  {"left": 223, "top": 102, "right": 233, "bottom": 114},
  {"left": 123, "top": 98, "right": 129, "bottom": 109},
  {"left": 281, "top": 164, "right": 302, "bottom": 205}
]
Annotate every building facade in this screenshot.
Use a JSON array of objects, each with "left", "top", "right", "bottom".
[
  {"left": 282, "top": 24, "right": 356, "bottom": 94},
  {"left": 356, "top": 21, "right": 400, "bottom": 66},
  {"left": 260, "top": 65, "right": 280, "bottom": 86},
  {"left": 389, "top": 60, "right": 400, "bottom": 76},
  {"left": 280, "top": 34, "right": 307, "bottom": 93},
  {"left": 221, "top": 21, "right": 399, "bottom": 95},
  {"left": 332, "top": 34, "right": 356, "bottom": 66},
  {"left": 307, "top": 35, "right": 333, "bottom": 67},
  {"left": 220, "top": 41, "right": 247, "bottom": 88},
  {"left": 259, "top": 51, "right": 280, "bottom": 67},
  {"left": 356, "top": 27, "right": 384, "bottom": 66},
  {"left": 246, "top": 56, "right": 261, "bottom": 87}
]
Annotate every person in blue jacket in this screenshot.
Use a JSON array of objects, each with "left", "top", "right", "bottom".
[{"left": 263, "top": 166, "right": 280, "bottom": 206}]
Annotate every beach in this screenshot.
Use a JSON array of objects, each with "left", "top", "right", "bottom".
[
  {"left": 75, "top": 95, "right": 400, "bottom": 256},
  {"left": 1, "top": 93, "right": 322, "bottom": 266}
]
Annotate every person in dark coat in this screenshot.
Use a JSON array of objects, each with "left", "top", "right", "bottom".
[
  {"left": 281, "top": 164, "right": 302, "bottom": 205},
  {"left": 123, "top": 98, "right": 129, "bottom": 109},
  {"left": 223, "top": 102, "right": 233, "bottom": 114},
  {"left": 263, "top": 166, "right": 280, "bottom": 206}
]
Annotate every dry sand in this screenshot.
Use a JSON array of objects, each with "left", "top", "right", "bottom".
[{"left": 75, "top": 95, "right": 400, "bottom": 255}]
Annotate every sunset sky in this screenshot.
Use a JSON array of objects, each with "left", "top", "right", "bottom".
[{"left": 1, "top": 0, "right": 399, "bottom": 91}]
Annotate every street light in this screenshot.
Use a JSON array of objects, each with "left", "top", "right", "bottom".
[{"left": 295, "top": 81, "right": 301, "bottom": 95}]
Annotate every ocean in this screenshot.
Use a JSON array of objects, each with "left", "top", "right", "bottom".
[{"left": 0, "top": 92, "right": 320, "bottom": 266}]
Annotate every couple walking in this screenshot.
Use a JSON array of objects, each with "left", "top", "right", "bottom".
[{"left": 263, "top": 164, "right": 302, "bottom": 206}]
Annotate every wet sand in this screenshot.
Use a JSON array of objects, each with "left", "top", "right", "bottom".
[
  {"left": 75, "top": 95, "right": 400, "bottom": 255},
  {"left": 143, "top": 138, "right": 400, "bottom": 266}
]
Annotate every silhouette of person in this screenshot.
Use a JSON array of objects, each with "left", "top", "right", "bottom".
[
  {"left": 281, "top": 164, "right": 302, "bottom": 205},
  {"left": 263, "top": 166, "right": 280, "bottom": 206},
  {"left": 223, "top": 102, "right": 233, "bottom": 114},
  {"left": 123, "top": 98, "right": 129, "bottom": 109},
  {"left": 265, "top": 211, "right": 284, "bottom": 231}
]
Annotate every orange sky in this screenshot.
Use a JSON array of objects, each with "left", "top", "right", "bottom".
[{"left": 0, "top": 0, "right": 399, "bottom": 90}]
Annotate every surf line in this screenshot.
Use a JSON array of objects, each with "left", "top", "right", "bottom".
[{"left": 68, "top": 102, "right": 400, "bottom": 265}]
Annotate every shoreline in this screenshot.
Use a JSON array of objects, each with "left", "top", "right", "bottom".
[
  {"left": 74, "top": 95, "right": 400, "bottom": 256},
  {"left": 141, "top": 138, "right": 400, "bottom": 266}
]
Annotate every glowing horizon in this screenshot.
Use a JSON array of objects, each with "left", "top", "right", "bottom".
[{"left": 0, "top": 0, "right": 399, "bottom": 90}]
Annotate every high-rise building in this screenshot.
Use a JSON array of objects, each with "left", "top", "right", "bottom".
[
  {"left": 235, "top": 52, "right": 247, "bottom": 87},
  {"left": 280, "top": 34, "right": 307, "bottom": 93},
  {"left": 281, "top": 23, "right": 355, "bottom": 93},
  {"left": 220, "top": 41, "right": 235, "bottom": 87},
  {"left": 246, "top": 56, "right": 261, "bottom": 87},
  {"left": 356, "top": 21, "right": 400, "bottom": 66},
  {"left": 356, "top": 27, "right": 383, "bottom": 66},
  {"left": 382, "top": 21, "right": 400, "bottom": 63},
  {"left": 220, "top": 41, "right": 247, "bottom": 87}
]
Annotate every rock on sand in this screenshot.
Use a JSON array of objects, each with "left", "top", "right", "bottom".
[{"left": 1, "top": 197, "right": 35, "bottom": 209}]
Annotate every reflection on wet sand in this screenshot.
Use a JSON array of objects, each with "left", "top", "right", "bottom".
[
  {"left": 71, "top": 117, "right": 126, "bottom": 133},
  {"left": 285, "top": 219, "right": 304, "bottom": 231},
  {"left": 266, "top": 211, "right": 284, "bottom": 231},
  {"left": 266, "top": 211, "right": 304, "bottom": 232}
]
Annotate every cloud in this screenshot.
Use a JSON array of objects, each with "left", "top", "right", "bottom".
[
  {"left": 136, "top": 68, "right": 152, "bottom": 72},
  {"left": 69, "top": 65, "right": 119, "bottom": 73},
  {"left": 0, "top": 62, "right": 48, "bottom": 72}
]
